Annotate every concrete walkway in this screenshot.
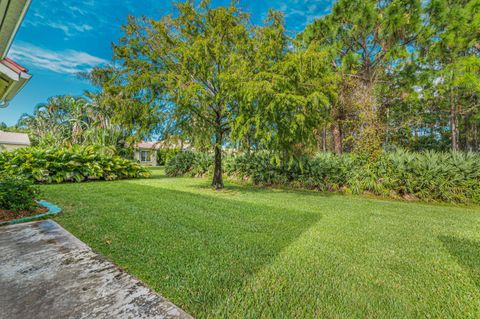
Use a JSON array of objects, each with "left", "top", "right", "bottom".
[{"left": 0, "top": 220, "right": 193, "bottom": 319}]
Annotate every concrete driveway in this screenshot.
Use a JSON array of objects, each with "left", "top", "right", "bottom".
[{"left": 0, "top": 220, "right": 193, "bottom": 319}]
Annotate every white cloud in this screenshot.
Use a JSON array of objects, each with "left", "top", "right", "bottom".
[
  {"left": 23, "top": 0, "right": 163, "bottom": 38},
  {"left": 276, "top": 0, "right": 334, "bottom": 30},
  {"left": 23, "top": 0, "right": 96, "bottom": 37},
  {"left": 8, "top": 42, "right": 108, "bottom": 75},
  {"left": 26, "top": 19, "right": 93, "bottom": 37}
]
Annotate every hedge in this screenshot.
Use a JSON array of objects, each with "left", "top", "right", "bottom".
[
  {"left": 0, "top": 145, "right": 150, "bottom": 183},
  {"left": 0, "top": 173, "right": 40, "bottom": 211},
  {"left": 166, "top": 149, "right": 480, "bottom": 204}
]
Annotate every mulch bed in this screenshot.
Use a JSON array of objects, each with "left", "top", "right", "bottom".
[{"left": 0, "top": 204, "right": 49, "bottom": 223}]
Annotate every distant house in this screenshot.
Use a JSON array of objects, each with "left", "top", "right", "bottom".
[
  {"left": 0, "top": 131, "right": 30, "bottom": 151},
  {"left": 133, "top": 141, "right": 161, "bottom": 166},
  {"left": 134, "top": 139, "right": 191, "bottom": 166},
  {"left": 0, "top": 0, "right": 32, "bottom": 107}
]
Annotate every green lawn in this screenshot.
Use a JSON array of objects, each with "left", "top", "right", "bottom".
[{"left": 42, "top": 168, "right": 480, "bottom": 318}]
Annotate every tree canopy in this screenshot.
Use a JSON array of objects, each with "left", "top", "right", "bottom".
[{"left": 15, "top": 0, "right": 480, "bottom": 188}]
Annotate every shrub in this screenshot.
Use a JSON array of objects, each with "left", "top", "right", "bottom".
[
  {"left": 294, "top": 153, "right": 358, "bottom": 191},
  {"left": 0, "top": 173, "right": 40, "bottom": 211},
  {"left": 224, "top": 151, "right": 288, "bottom": 185},
  {"left": 0, "top": 145, "right": 150, "bottom": 183},
  {"left": 169, "top": 149, "right": 480, "bottom": 204},
  {"left": 224, "top": 151, "right": 357, "bottom": 189},
  {"left": 157, "top": 148, "right": 181, "bottom": 166},
  {"left": 165, "top": 151, "right": 197, "bottom": 176},
  {"left": 190, "top": 152, "right": 213, "bottom": 177},
  {"left": 165, "top": 151, "right": 213, "bottom": 177}
]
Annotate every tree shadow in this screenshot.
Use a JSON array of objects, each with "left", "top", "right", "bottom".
[
  {"left": 144, "top": 167, "right": 170, "bottom": 180},
  {"left": 51, "top": 182, "right": 321, "bottom": 316},
  {"left": 191, "top": 181, "right": 337, "bottom": 198},
  {"left": 440, "top": 236, "right": 480, "bottom": 289},
  {"left": 143, "top": 174, "right": 171, "bottom": 180}
]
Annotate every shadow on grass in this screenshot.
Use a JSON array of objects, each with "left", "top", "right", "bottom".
[
  {"left": 440, "top": 236, "right": 480, "bottom": 289},
  {"left": 50, "top": 181, "right": 321, "bottom": 317},
  {"left": 144, "top": 174, "right": 172, "bottom": 180},
  {"left": 191, "top": 181, "right": 337, "bottom": 198},
  {"left": 144, "top": 167, "right": 171, "bottom": 180}
]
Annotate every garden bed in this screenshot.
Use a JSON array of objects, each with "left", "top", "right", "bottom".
[{"left": 0, "top": 201, "right": 62, "bottom": 226}]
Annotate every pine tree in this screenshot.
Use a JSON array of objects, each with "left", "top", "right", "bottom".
[{"left": 302, "top": 0, "right": 423, "bottom": 156}]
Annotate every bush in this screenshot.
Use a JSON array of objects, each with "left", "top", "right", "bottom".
[
  {"left": 224, "top": 151, "right": 358, "bottom": 189},
  {"left": 224, "top": 151, "right": 288, "bottom": 185},
  {"left": 0, "top": 145, "right": 150, "bottom": 183},
  {"left": 168, "top": 149, "right": 480, "bottom": 204},
  {"left": 363, "top": 150, "right": 480, "bottom": 203},
  {"left": 157, "top": 148, "right": 181, "bottom": 166},
  {"left": 165, "top": 151, "right": 213, "bottom": 177},
  {"left": 0, "top": 173, "right": 40, "bottom": 211}
]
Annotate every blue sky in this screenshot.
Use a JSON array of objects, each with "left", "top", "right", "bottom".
[{"left": 0, "top": 0, "right": 334, "bottom": 125}]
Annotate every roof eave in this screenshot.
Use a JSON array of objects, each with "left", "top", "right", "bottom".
[
  {"left": 0, "top": 72, "right": 31, "bottom": 108},
  {"left": 0, "top": 141, "right": 30, "bottom": 145},
  {"left": 1, "top": 0, "right": 32, "bottom": 59}
]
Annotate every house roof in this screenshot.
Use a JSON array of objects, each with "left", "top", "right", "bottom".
[
  {"left": 0, "top": 57, "right": 31, "bottom": 106},
  {"left": 136, "top": 141, "right": 161, "bottom": 150},
  {"left": 0, "top": 0, "right": 32, "bottom": 107},
  {"left": 135, "top": 140, "right": 190, "bottom": 150},
  {"left": 0, "top": 131, "right": 30, "bottom": 145},
  {"left": 2, "top": 57, "right": 28, "bottom": 73}
]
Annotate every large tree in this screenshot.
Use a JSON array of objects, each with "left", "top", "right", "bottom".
[
  {"left": 113, "top": 1, "right": 262, "bottom": 188},
  {"left": 233, "top": 11, "right": 337, "bottom": 159},
  {"left": 302, "top": 0, "right": 423, "bottom": 155},
  {"left": 423, "top": 0, "right": 480, "bottom": 151}
]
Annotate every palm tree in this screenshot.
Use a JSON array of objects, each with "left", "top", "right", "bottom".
[{"left": 18, "top": 96, "right": 86, "bottom": 146}]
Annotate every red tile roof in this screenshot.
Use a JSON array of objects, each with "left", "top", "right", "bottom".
[{"left": 1, "top": 57, "right": 28, "bottom": 74}]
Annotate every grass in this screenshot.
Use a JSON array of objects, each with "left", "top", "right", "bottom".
[{"left": 41, "top": 167, "right": 480, "bottom": 318}]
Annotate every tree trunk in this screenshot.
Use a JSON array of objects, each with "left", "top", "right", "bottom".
[
  {"left": 450, "top": 91, "right": 459, "bottom": 151},
  {"left": 475, "top": 123, "right": 479, "bottom": 151},
  {"left": 212, "top": 126, "right": 224, "bottom": 189},
  {"left": 332, "top": 123, "right": 343, "bottom": 154},
  {"left": 212, "top": 142, "right": 223, "bottom": 189},
  {"left": 465, "top": 116, "right": 472, "bottom": 151},
  {"left": 322, "top": 128, "right": 327, "bottom": 152},
  {"left": 414, "top": 127, "right": 418, "bottom": 150}
]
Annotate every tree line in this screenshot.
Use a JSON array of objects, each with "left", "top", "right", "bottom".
[
  {"left": 15, "top": 0, "right": 480, "bottom": 189},
  {"left": 16, "top": 94, "right": 130, "bottom": 149}
]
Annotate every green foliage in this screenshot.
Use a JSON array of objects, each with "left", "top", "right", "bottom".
[
  {"left": 224, "top": 151, "right": 289, "bottom": 185},
  {"left": 165, "top": 151, "right": 212, "bottom": 177},
  {"left": 170, "top": 149, "right": 480, "bottom": 204},
  {"left": 18, "top": 95, "right": 133, "bottom": 149},
  {"left": 0, "top": 173, "right": 40, "bottom": 211},
  {"left": 299, "top": 0, "right": 480, "bottom": 154},
  {"left": 165, "top": 151, "right": 197, "bottom": 177},
  {"left": 301, "top": 0, "right": 424, "bottom": 155},
  {"left": 0, "top": 146, "right": 150, "bottom": 184},
  {"left": 356, "top": 150, "right": 480, "bottom": 203},
  {"left": 157, "top": 148, "right": 181, "bottom": 166},
  {"left": 224, "top": 151, "right": 359, "bottom": 190},
  {"left": 18, "top": 0, "right": 479, "bottom": 189},
  {"left": 113, "top": 1, "right": 266, "bottom": 188},
  {"left": 232, "top": 12, "right": 337, "bottom": 157},
  {"left": 236, "top": 45, "right": 337, "bottom": 157}
]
